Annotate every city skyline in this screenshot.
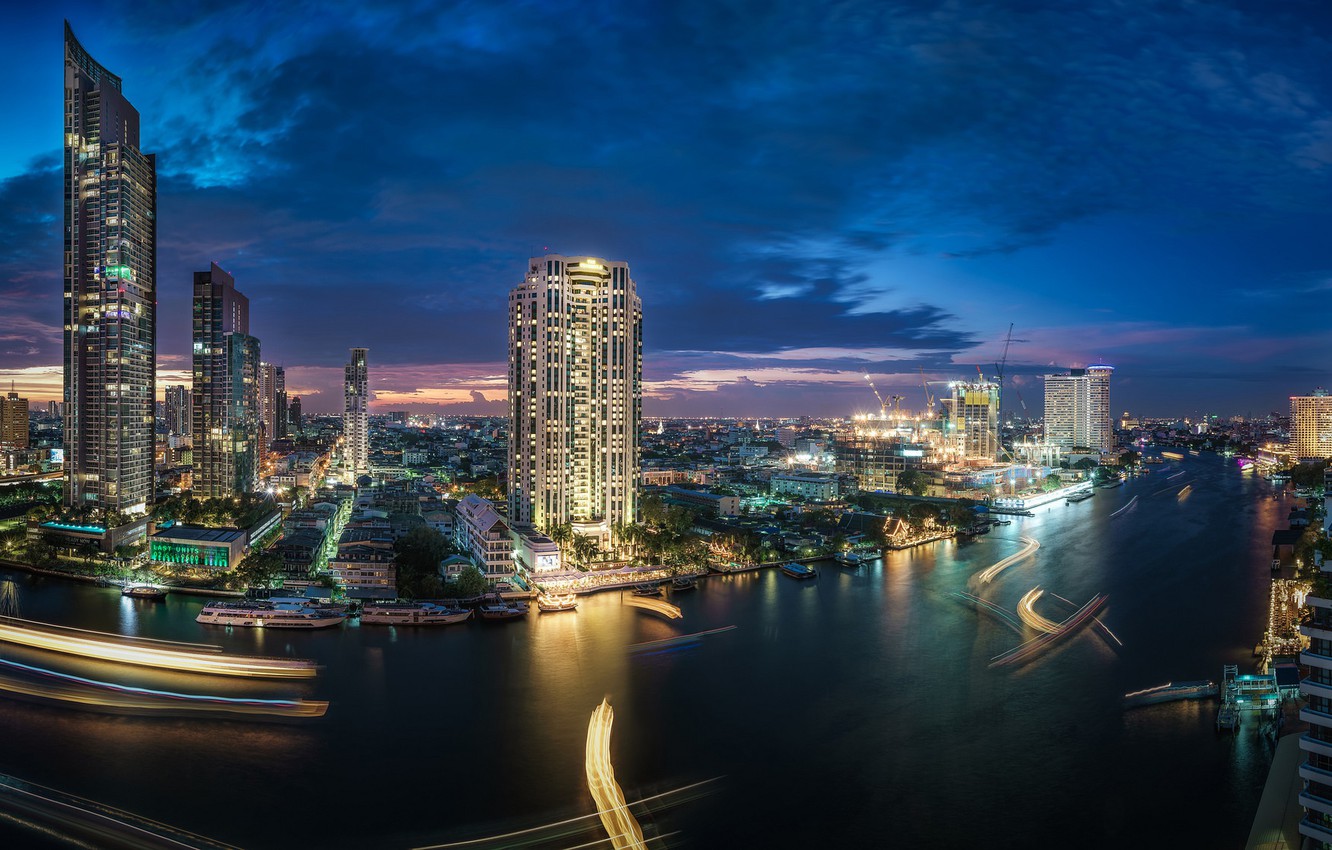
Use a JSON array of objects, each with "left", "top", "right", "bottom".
[{"left": 3, "top": 5, "right": 1332, "bottom": 418}]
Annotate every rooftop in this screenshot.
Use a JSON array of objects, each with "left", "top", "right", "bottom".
[{"left": 152, "top": 526, "right": 245, "bottom": 544}]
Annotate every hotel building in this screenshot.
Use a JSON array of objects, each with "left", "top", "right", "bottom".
[
  {"left": 1292, "top": 389, "right": 1332, "bottom": 460},
  {"left": 63, "top": 23, "right": 157, "bottom": 514},
  {"left": 507, "top": 255, "right": 642, "bottom": 553},
  {"left": 1043, "top": 365, "right": 1114, "bottom": 453}
]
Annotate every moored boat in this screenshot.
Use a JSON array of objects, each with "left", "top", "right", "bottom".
[
  {"left": 536, "top": 593, "right": 578, "bottom": 612},
  {"left": 197, "top": 601, "right": 346, "bottom": 629},
  {"left": 671, "top": 576, "right": 698, "bottom": 591},
  {"left": 834, "top": 551, "right": 861, "bottom": 567},
  {"left": 1066, "top": 491, "right": 1094, "bottom": 504},
  {"left": 632, "top": 583, "right": 663, "bottom": 597},
  {"left": 121, "top": 584, "right": 167, "bottom": 601},
  {"left": 478, "top": 601, "right": 529, "bottom": 621},
  {"left": 779, "top": 562, "right": 817, "bottom": 580},
  {"left": 1122, "top": 680, "right": 1218, "bottom": 709},
  {"left": 359, "top": 601, "right": 471, "bottom": 625}
]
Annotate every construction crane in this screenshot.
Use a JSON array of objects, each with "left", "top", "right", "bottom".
[
  {"left": 890, "top": 394, "right": 904, "bottom": 415},
  {"left": 863, "top": 374, "right": 888, "bottom": 416}
]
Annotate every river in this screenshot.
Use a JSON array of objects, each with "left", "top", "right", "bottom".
[{"left": 0, "top": 453, "right": 1292, "bottom": 848}]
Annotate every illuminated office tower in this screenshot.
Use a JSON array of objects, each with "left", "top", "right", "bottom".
[
  {"left": 1043, "top": 365, "right": 1114, "bottom": 452},
  {"left": 951, "top": 381, "right": 1000, "bottom": 462},
  {"left": 163, "top": 384, "right": 190, "bottom": 438},
  {"left": 1292, "top": 389, "right": 1332, "bottom": 460},
  {"left": 258, "top": 362, "right": 286, "bottom": 446},
  {"left": 1, "top": 390, "right": 29, "bottom": 448},
  {"left": 508, "top": 255, "right": 642, "bottom": 549},
  {"left": 192, "top": 263, "right": 260, "bottom": 497},
  {"left": 63, "top": 23, "right": 157, "bottom": 514},
  {"left": 344, "top": 348, "right": 369, "bottom": 477}
]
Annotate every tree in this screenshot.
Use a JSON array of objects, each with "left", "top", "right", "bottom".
[
  {"left": 445, "top": 566, "right": 488, "bottom": 598},
  {"left": 228, "top": 551, "right": 283, "bottom": 590},
  {"left": 896, "top": 469, "right": 928, "bottom": 497},
  {"left": 1074, "top": 458, "right": 1098, "bottom": 470},
  {"left": 24, "top": 536, "right": 56, "bottom": 569},
  {"left": 394, "top": 525, "right": 455, "bottom": 597},
  {"left": 1119, "top": 450, "right": 1141, "bottom": 467},
  {"left": 570, "top": 533, "right": 600, "bottom": 567}
]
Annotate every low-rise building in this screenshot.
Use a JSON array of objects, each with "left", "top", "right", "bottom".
[
  {"left": 328, "top": 530, "right": 397, "bottom": 599},
  {"left": 660, "top": 485, "right": 740, "bottom": 517},
  {"left": 770, "top": 471, "right": 839, "bottom": 501},
  {"left": 512, "top": 527, "right": 561, "bottom": 574},
  {"left": 454, "top": 494, "right": 514, "bottom": 583},
  {"left": 150, "top": 526, "right": 246, "bottom": 571}
]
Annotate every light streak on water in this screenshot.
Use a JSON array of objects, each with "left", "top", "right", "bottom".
[
  {"left": 990, "top": 593, "right": 1108, "bottom": 668},
  {"left": 629, "top": 626, "right": 736, "bottom": 653},
  {"left": 1016, "top": 588, "right": 1061, "bottom": 633},
  {"left": 1050, "top": 592, "right": 1124, "bottom": 646},
  {"left": 624, "top": 597, "right": 682, "bottom": 620},
  {"left": 0, "top": 656, "right": 327, "bottom": 718},
  {"left": 1108, "top": 496, "right": 1138, "bottom": 518},
  {"left": 585, "top": 699, "right": 647, "bottom": 850},
  {"left": 0, "top": 616, "right": 316, "bottom": 678},
  {"left": 975, "top": 536, "right": 1040, "bottom": 585}
]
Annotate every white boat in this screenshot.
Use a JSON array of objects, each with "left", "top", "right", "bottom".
[
  {"left": 197, "top": 601, "right": 346, "bottom": 629},
  {"left": 359, "top": 602, "right": 471, "bottom": 625},
  {"left": 121, "top": 584, "right": 167, "bottom": 600},
  {"left": 536, "top": 593, "right": 578, "bottom": 612},
  {"left": 834, "top": 552, "right": 861, "bottom": 567}
]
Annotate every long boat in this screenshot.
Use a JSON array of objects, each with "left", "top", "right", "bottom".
[
  {"left": 536, "top": 594, "right": 578, "bottom": 613},
  {"left": 779, "top": 562, "right": 817, "bottom": 580},
  {"left": 359, "top": 602, "right": 471, "bottom": 626},
  {"left": 1122, "top": 680, "right": 1218, "bottom": 709},
  {"left": 121, "top": 584, "right": 167, "bottom": 601},
  {"left": 478, "top": 601, "right": 529, "bottom": 621},
  {"left": 197, "top": 601, "right": 346, "bottom": 629}
]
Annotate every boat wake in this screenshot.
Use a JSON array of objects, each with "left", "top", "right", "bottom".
[
  {"left": 1108, "top": 496, "right": 1138, "bottom": 519},
  {"left": 974, "top": 536, "right": 1040, "bottom": 585},
  {"left": 990, "top": 593, "right": 1108, "bottom": 668}
]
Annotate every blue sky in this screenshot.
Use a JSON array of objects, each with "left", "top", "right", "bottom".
[{"left": 2, "top": 0, "right": 1330, "bottom": 417}]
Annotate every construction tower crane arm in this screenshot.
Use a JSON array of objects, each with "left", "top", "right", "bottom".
[{"left": 863, "top": 374, "right": 887, "bottom": 414}]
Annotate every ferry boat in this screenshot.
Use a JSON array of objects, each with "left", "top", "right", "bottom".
[
  {"left": 536, "top": 593, "right": 578, "bottom": 612},
  {"left": 478, "top": 601, "right": 528, "bottom": 621},
  {"left": 1066, "top": 491, "right": 1094, "bottom": 504},
  {"left": 197, "top": 601, "right": 347, "bottom": 629},
  {"left": 359, "top": 601, "right": 471, "bottom": 626},
  {"left": 1122, "top": 680, "right": 1218, "bottom": 709},
  {"left": 779, "top": 562, "right": 817, "bottom": 580},
  {"left": 121, "top": 584, "right": 167, "bottom": 601},
  {"left": 834, "top": 551, "right": 861, "bottom": 567},
  {"left": 632, "top": 583, "right": 663, "bottom": 597},
  {"left": 670, "top": 576, "right": 698, "bottom": 591}
]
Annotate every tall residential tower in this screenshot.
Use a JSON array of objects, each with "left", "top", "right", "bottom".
[
  {"left": 344, "top": 348, "right": 369, "bottom": 478},
  {"left": 63, "top": 23, "right": 157, "bottom": 514},
  {"left": 1043, "top": 365, "right": 1114, "bottom": 453},
  {"left": 1292, "top": 389, "right": 1332, "bottom": 460},
  {"left": 191, "top": 263, "right": 260, "bottom": 497},
  {"left": 508, "top": 255, "right": 642, "bottom": 549}
]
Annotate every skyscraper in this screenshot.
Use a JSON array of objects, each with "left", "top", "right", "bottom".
[
  {"left": 1, "top": 391, "right": 29, "bottom": 448},
  {"left": 344, "top": 348, "right": 369, "bottom": 478},
  {"left": 192, "top": 263, "right": 260, "bottom": 497},
  {"left": 1291, "top": 388, "right": 1332, "bottom": 460},
  {"left": 258, "top": 362, "right": 286, "bottom": 446},
  {"left": 64, "top": 23, "right": 157, "bottom": 515},
  {"left": 289, "top": 396, "right": 303, "bottom": 437},
  {"left": 163, "top": 384, "right": 191, "bottom": 438},
  {"left": 507, "top": 255, "right": 642, "bottom": 548},
  {"left": 949, "top": 380, "right": 1000, "bottom": 462},
  {"left": 1043, "top": 365, "right": 1114, "bottom": 453}
]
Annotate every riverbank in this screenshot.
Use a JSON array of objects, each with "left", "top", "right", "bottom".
[{"left": 0, "top": 559, "right": 244, "bottom": 598}]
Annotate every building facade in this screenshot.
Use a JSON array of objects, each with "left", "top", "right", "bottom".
[
  {"left": 950, "top": 381, "right": 1000, "bottom": 462},
  {"left": 1043, "top": 365, "right": 1115, "bottom": 453},
  {"left": 454, "top": 494, "right": 515, "bottom": 583},
  {"left": 507, "top": 255, "right": 642, "bottom": 549},
  {"left": 163, "top": 384, "right": 191, "bottom": 437},
  {"left": 192, "top": 263, "right": 260, "bottom": 497},
  {"left": 258, "top": 362, "right": 287, "bottom": 447},
  {"left": 1, "top": 391, "right": 29, "bottom": 448},
  {"left": 1292, "top": 389, "right": 1332, "bottom": 460},
  {"left": 770, "top": 472, "right": 840, "bottom": 502},
  {"left": 344, "top": 348, "right": 369, "bottom": 478},
  {"left": 64, "top": 24, "right": 157, "bottom": 515}
]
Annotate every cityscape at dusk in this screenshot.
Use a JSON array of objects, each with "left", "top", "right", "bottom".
[
  {"left": 2, "top": 2, "right": 1330, "bottom": 416},
  {"left": 0, "top": 3, "right": 1331, "bottom": 849}
]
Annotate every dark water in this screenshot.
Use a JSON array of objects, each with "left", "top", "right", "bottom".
[{"left": 0, "top": 455, "right": 1291, "bottom": 848}]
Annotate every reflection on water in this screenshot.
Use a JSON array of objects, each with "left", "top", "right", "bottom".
[{"left": 0, "top": 455, "right": 1292, "bottom": 848}]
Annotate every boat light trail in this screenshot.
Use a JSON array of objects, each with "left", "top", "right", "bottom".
[
  {"left": 1016, "top": 588, "right": 1060, "bottom": 633},
  {"left": 0, "top": 657, "right": 327, "bottom": 718},
  {"left": 629, "top": 626, "right": 736, "bottom": 652},
  {"left": 0, "top": 617, "right": 316, "bottom": 678},
  {"left": 1178, "top": 484, "right": 1192, "bottom": 500},
  {"left": 1165, "top": 470, "right": 1186, "bottom": 480},
  {"left": 953, "top": 592, "right": 1022, "bottom": 634},
  {"left": 410, "top": 779, "right": 720, "bottom": 849},
  {"left": 1108, "top": 496, "right": 1138, "bottom": 519},
  {"left": 975, "top": 536, "right": 1039, "bottom": 585},
  {"left": 586, "top": 698, "right": 648, "bottom": 850},
  {"left": 1050, "top": 592, "right": 1123, "bottom": 646},
  {"left": 0, "top": 616, "right": 223, "bottom": 653},
  {"left": 625, "top": 597, "right": 682, "bottom": 620},
  {"left": 990, "top": 593, "right": 1108, "bottom": 668}
]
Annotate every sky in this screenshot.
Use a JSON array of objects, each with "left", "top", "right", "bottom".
[{"left": 1, "top": 0, "right": 1330, "bottom": 419}]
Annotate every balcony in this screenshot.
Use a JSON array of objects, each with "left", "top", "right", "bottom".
[
  {"left": 1304, "top": 733, "right": 1332, "bottom": 759},
  {"left": 1303, "top": 622, "right": 1332, "bottom": 641},
  {"left": 1306, "top": 678, "right": 1332, "bottom": 701},
  {"left": 1302, "top": 789, "right": 1332, "bottom": 817},
  {"left": 1301, "top": 706, "right": 1332, "bottom": 728},
  {"left": 1299, "top": 760, "right": 1332, "bottom": 786},
  {"left": 1300, "top": 816, "right": 1332, "bottom": 845},
  {"left": 1303, "top": 651, "right": 1332, "bottom": 670}
]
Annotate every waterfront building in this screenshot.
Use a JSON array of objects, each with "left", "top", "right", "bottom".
[
  {"left": 149, "top": 526, "right": 246, "bottom": 571},
  {"left": 344, "top": 348, "right": 369, "bottom": 478},
  {"left": 1043, "top": 365, "right": 1114, "bottom": 453},
  {"left": 329, "top": 529, "right": 396, "bottom": 599},
  {"left": 259, "top": 362, "right": 287, "bottom": 447},
  {"left": 454, "top": 493, "right": 515, "bottom": 583},
  {"left": 507, "top": 255, "right": 642, "bottom": 551},
  {"left": 1291, "top": 389, "right": 1332, "bottom": 460},
  {"left": 64, "top": 23, "right": 157, "bottom": 515},
  {"left": 659, "top": 485, "right": 740, "bottom": 518},
  {"left": 1, "top": 390, "right": 29, "bottom": 448},
  {"left": 770, "top": 471, "right": 840, "bottom": 501},
  {"left": 1299, "top": 551, "right": 1332, "bottom": 845},
  {"left": 192, "top": 263, "right": 260, "bottom": 498},
  {"left": 163, "top": 384, "right": 191, "bottom": 438}
]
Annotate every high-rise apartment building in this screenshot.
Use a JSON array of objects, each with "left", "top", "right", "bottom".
[
  {"left": 1292, "top": 389, "right": 1332, "bottom": 460},
  {"left": 1, "top": 391, "right": 29, "bottom": 448},
  {"left": 258, "top": 362, "right": 287, "bottom": 446},
  {"left": 1043, "top": 365, "right": 1114, "bottom": 452},
  {"left": 163, "top": 384, "right": 191, "bottom": 438},
  {"left": 507, "top": 255, "right": 642, "bottom": 549},
  {"left": 289, "top": 396, "right": 303, "bottom": 437},
  {"left": 63, "top": 24, "right": 157, "bottom": 515},
  {"left": 191, "top": 263, "right": 260, "bottom": 497},
  {"left": 344, "top": 348, "right": 369, "bottom": 478}
]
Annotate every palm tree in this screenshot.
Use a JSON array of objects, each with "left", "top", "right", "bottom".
[{"left": 569, "top": 533, "right": 599, "bottom": 568}]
